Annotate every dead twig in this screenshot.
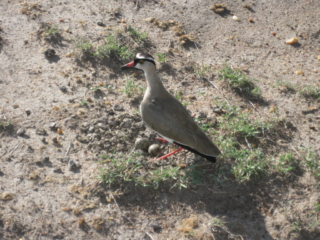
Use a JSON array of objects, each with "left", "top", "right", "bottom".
[
  {"left": 0, "top": 143, "right": 20, "bottom": 160},
  {"left": 206, "top": 79, "right": 231, "bottom": 107},
  {"left": 66, "top": 143, "right": 72, "bottom": 156},
  {"left": 291, "top": 145, "right": 301, "bottom": 157},
  {"left": 248, "top": 100, "right": 261, "bottom": 116},
  {"left": 245, "top": 137, "right": 253, "bottom": 151}
]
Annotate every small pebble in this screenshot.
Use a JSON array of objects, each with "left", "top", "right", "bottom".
[
  {"left": 135, "top": 138, "right": 151, "bottom": 151},
  {"left": 59, "top": 157, "right": 70, "bottom": 163},
  {"left": 42, "top": 157, "right": 50, "bottom": 163},
  {"left": 212, "top": 106, "right": 224, "bottom": 114},
  {"left": 232, "top": 16, "right": 240, "bottom": 21},
  {"left": 27, "top": 145, "right": 34, "bottom": 153},
  {"left": 151, "top": 220, "right": 162, "bottom": 233},
  {"left": 49, "top": 122, "right": 57, "bottom": 129},
  {"left": 113, "top": 105, "right": 124, "bottom": 111},
  {"left": 44, "top": 48, "right": 56, "bottom": 58},
  {"left": 17, "top": 128, "right": 26, "bottom": 136},
  {"left": 53, "top": 167, "right": 62, "bottom": 173},
  {"left": 68, "top": 159, "right": 76, "bottom": 170},
  {"left": 60, "top": 86, "right": 67, "bottom": 92},
  {"left": 88, "top": 126, "right": 95, "bottom": 133},
  {"left": 196, "top": 111, "right": 207, "bottom": 119},
  {"left": 97, "top": 123, "right": 106, "bottom": 130},
  {"left": 25, "top": 109, "right": 31, "bottom": 116},
  {"left": 148, "top": 144, "right": 160, "bottom": 157},
  {"left": 36, "top": 128, "right": 47, "bottom": 135},
  {"left": 12, "top": 104, "right": 19, "bottom": 109},
  {"left": 285, "top": 37, "right": 298, "bottom": 45},
  {"left": 97, "top": 20, "right": 104, "bottom": 26}
]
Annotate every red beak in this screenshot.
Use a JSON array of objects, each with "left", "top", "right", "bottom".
[{"left": 121, "top": 61, "right": 135, "bottom": 70}]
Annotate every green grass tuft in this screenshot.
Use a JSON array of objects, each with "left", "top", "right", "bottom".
[
  {"left": 302, "top": 148, "right": 320, "bottom": 177},
  {"left": 298, "top": 85, "right": 320, "bottom": 100},
  {"left": 122, "top": 75, "right": 144, "bottom": 97},
  {"left": 156, "top": 53, "right": 167, "bottom": 63},
  {"left": 273, "top": 153, "right": 297, "bottom": 174},
  {"left": 194, "top": 64, "right": 210, "bottom": 79},
  {"left": 43, "top": 25, "right": 59, "bottom": 37},
  {"left": 98, "top": 152, "right": 189, "bottom": 189},
  {"left": 95, "top": 34, "right": 133, "bottom": 60},
  {"left": 218, "top": 64, "right": 262, "bottom": 99},
  {"left": 213, "top": 98, "right": 274, "bottom": 181},
  {"left": 127, "top": 25, "right": 147, "bottom": 44}
]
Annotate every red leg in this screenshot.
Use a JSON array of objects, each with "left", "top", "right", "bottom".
[
  {"left": 149, "top": 148, "right": 183, "bottom": 162},
  {"left": 155, "top": 137, "right": 168, "bottom": 143}
]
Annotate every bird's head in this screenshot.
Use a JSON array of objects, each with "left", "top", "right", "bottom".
[{"left": 121, "top": 53, "right": 156, "bottom": 72}]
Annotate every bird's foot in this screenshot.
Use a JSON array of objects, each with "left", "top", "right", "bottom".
[
  {"left": 149, "top": 148, "right": 183, "bottom": 162},
  {"left": 155, "top": 137, "right": 168, "bottom": 144}
]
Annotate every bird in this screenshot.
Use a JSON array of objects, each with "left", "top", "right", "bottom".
[{"left": 121, "top": 53, "right": 221, "bottom": 163}]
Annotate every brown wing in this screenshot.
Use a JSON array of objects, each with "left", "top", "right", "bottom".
[{"left": 140, "top": 94, "right": 220, "bottom": 157}]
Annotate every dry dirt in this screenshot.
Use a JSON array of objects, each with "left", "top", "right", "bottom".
[{"left": 1, "top": 0, "right": 320, "bottom": 239}]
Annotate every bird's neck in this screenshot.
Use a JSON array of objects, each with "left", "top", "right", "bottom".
[{"left": 144, "top": 69, "right": 166, "bottom": 94}]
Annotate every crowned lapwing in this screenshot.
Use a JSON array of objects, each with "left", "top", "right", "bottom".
[{"left": 121, "top": 53, "right": 220, "bottom": 162}]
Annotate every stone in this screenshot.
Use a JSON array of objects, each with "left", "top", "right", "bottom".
[
  {"left": 113, "top": 105, "right": 124, "bottom": 111},
  {"left": 17, "top": 127, "right": 26, "bottom": 136},
  {"left": 68, "top": 159, "right": 76, "bottom": 170},
  {"left": 36, "top": 128, "right": 47, "bottom": 136}
]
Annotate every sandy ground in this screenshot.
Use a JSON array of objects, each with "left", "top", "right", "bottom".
[{"left": 1, "top": 0, "right": 320, "bottom": 239}]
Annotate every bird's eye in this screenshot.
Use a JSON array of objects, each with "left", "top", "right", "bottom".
[{"left": 139, "top": 60, "right": 144, "bottom": 64}]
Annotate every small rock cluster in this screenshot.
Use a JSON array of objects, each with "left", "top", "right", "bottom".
[{"left": 74, "top": 110, "right": 147, "bottom": 154}]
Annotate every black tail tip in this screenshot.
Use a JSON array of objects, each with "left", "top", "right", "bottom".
[{"left": 205, "top": 156, "right": 217, "bottom": 163}]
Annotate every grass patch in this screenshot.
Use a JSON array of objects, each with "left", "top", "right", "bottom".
[
  {"left": 195, "top": 117, "right": 214, "bottom": 131},
  {"left": 0, "top": 115, "right": 13, "bottom": 135},
  {"left": 273, "top": 80, "right": 296, "bottom": 93},
  {"left": 79, "top": 99, "right": 88, "bottom": 106},
  {"left": 194, "top": 64, "right": 210, "bottom": 79},
  {"left": 73, "top": 38, "right": 95, "bottom": 59},
  {"left": 127, "top": 25, "right": 147, "bottom": 44},
  {"left": 211, "top": 217, "right": 226, "bottom": 227},
  {"left": 302, "top": 148, "right": 320, "bottom": 177},
  {"left": 73, "top": 33, "right": 134, "bottom": 61},
  {"left": 156, "top": 53, "right": 167, "bottom": 63},
  {"left": 175, "top": 90, "right": 183, "bottom": 100},
  {"left": 213, "top": 98, "right": 274, "bottom": 181},
  {"left": 298, "top": 85, "right": 320, "bottom": 100},
  {"left": 273, "top": 153, "right": 298, "bottom": 174},
  {"left": 43, "top": 25, "right": 59, "bottom": 38},
  {"left": 98, "top": 152, "right": 189, "bottom": 189},
  {"left": 95, "top": 34, "right": 133, "bottom": 60},
  {"left": 121, "top": 75, "right": 144, "bottom": 97},
  {"left": 218, "top": 63, "right": 262, "bottom": 100},
  {"left": 0, "top": 119, "right": 11, "bottom": 130}
]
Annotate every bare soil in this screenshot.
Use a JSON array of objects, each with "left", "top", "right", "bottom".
[{"left": 1, "top": 0, "right": 320, "bottom": 239}]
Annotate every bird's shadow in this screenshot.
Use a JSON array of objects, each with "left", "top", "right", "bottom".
[{"left": 91, "top": 164, "right": 309, "bottom": 239}]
